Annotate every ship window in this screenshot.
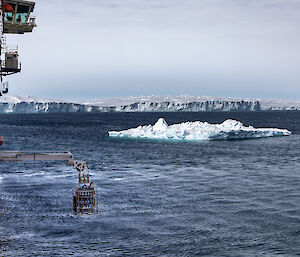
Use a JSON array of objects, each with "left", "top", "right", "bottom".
[
  {"left": 16, "top": 13, "right": 27, "bottom": 23},
  {"left": 4, "top": 12, "right": 13, "bottom": 22},
  {"left": 16, "top": 5, "right": 30, "bottom": 14}
]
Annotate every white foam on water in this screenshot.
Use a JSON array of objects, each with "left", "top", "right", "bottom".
[{"left": 113, "top": 178, "right": 125, "bottom": 181}]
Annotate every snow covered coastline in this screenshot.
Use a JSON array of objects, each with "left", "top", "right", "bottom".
[
  {"left": 83, "top": 95, "right": 300, "bottom": 111},
  {"left": 1, "top": 94, "right": 300, "bottom": 113},
  {"left": 108, "top": 118, "right": 291, "bottom": 141}
]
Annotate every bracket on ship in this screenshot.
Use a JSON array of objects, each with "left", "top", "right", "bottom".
[{"left": 0, "top": 150, "right": 97, "bottom": 214}]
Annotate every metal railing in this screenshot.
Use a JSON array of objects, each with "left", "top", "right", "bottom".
[{"left": 4, "top": 45, "right": 18, "bottom": 53}]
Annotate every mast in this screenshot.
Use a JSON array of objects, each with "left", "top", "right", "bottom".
[{"left": 0, "top": 0, "right": 5, "bottom": 95}]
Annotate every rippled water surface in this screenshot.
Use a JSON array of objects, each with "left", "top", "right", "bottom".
[{"left": 0, "top": 112, "right": 300, "bottom": 256}]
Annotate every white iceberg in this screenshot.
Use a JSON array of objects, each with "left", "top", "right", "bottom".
[{"left": 108, "top": 118, "right": 291, "bottom": 141}]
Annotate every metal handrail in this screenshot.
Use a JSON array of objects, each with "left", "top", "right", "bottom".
[{"left": 5, "top": 45, "right": 19, "bottom": 52}]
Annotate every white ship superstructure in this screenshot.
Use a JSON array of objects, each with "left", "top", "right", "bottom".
[
  {"left": 0, "top": 1, "right": 97, "bottom": 214},
  {"left": 0, "top": 0, "right": 36, "bottom": 95}
]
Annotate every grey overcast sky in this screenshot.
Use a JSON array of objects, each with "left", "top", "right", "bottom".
[{"left": 6, "top": 0, "right": 300, "bottom": 100}]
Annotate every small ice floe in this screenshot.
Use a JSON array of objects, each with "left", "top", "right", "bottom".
[{"left": 108, "top": 118, "right": 291, "bottom": 141}]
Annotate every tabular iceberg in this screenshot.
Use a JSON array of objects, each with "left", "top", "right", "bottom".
[{"left": 108, "top": 118, "right": 291, "bottom": 141}]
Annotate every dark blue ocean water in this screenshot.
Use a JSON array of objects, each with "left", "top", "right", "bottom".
[{"left": 0, "top": 112, "right": 300, "bottom": 256}]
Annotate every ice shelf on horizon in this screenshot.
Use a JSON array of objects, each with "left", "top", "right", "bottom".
[
  {"left": 2, "top": 95, "right": 300, "bottom": 113},
  {"left": 108, "top": 118, "right": 291, "bottom": 141}
]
